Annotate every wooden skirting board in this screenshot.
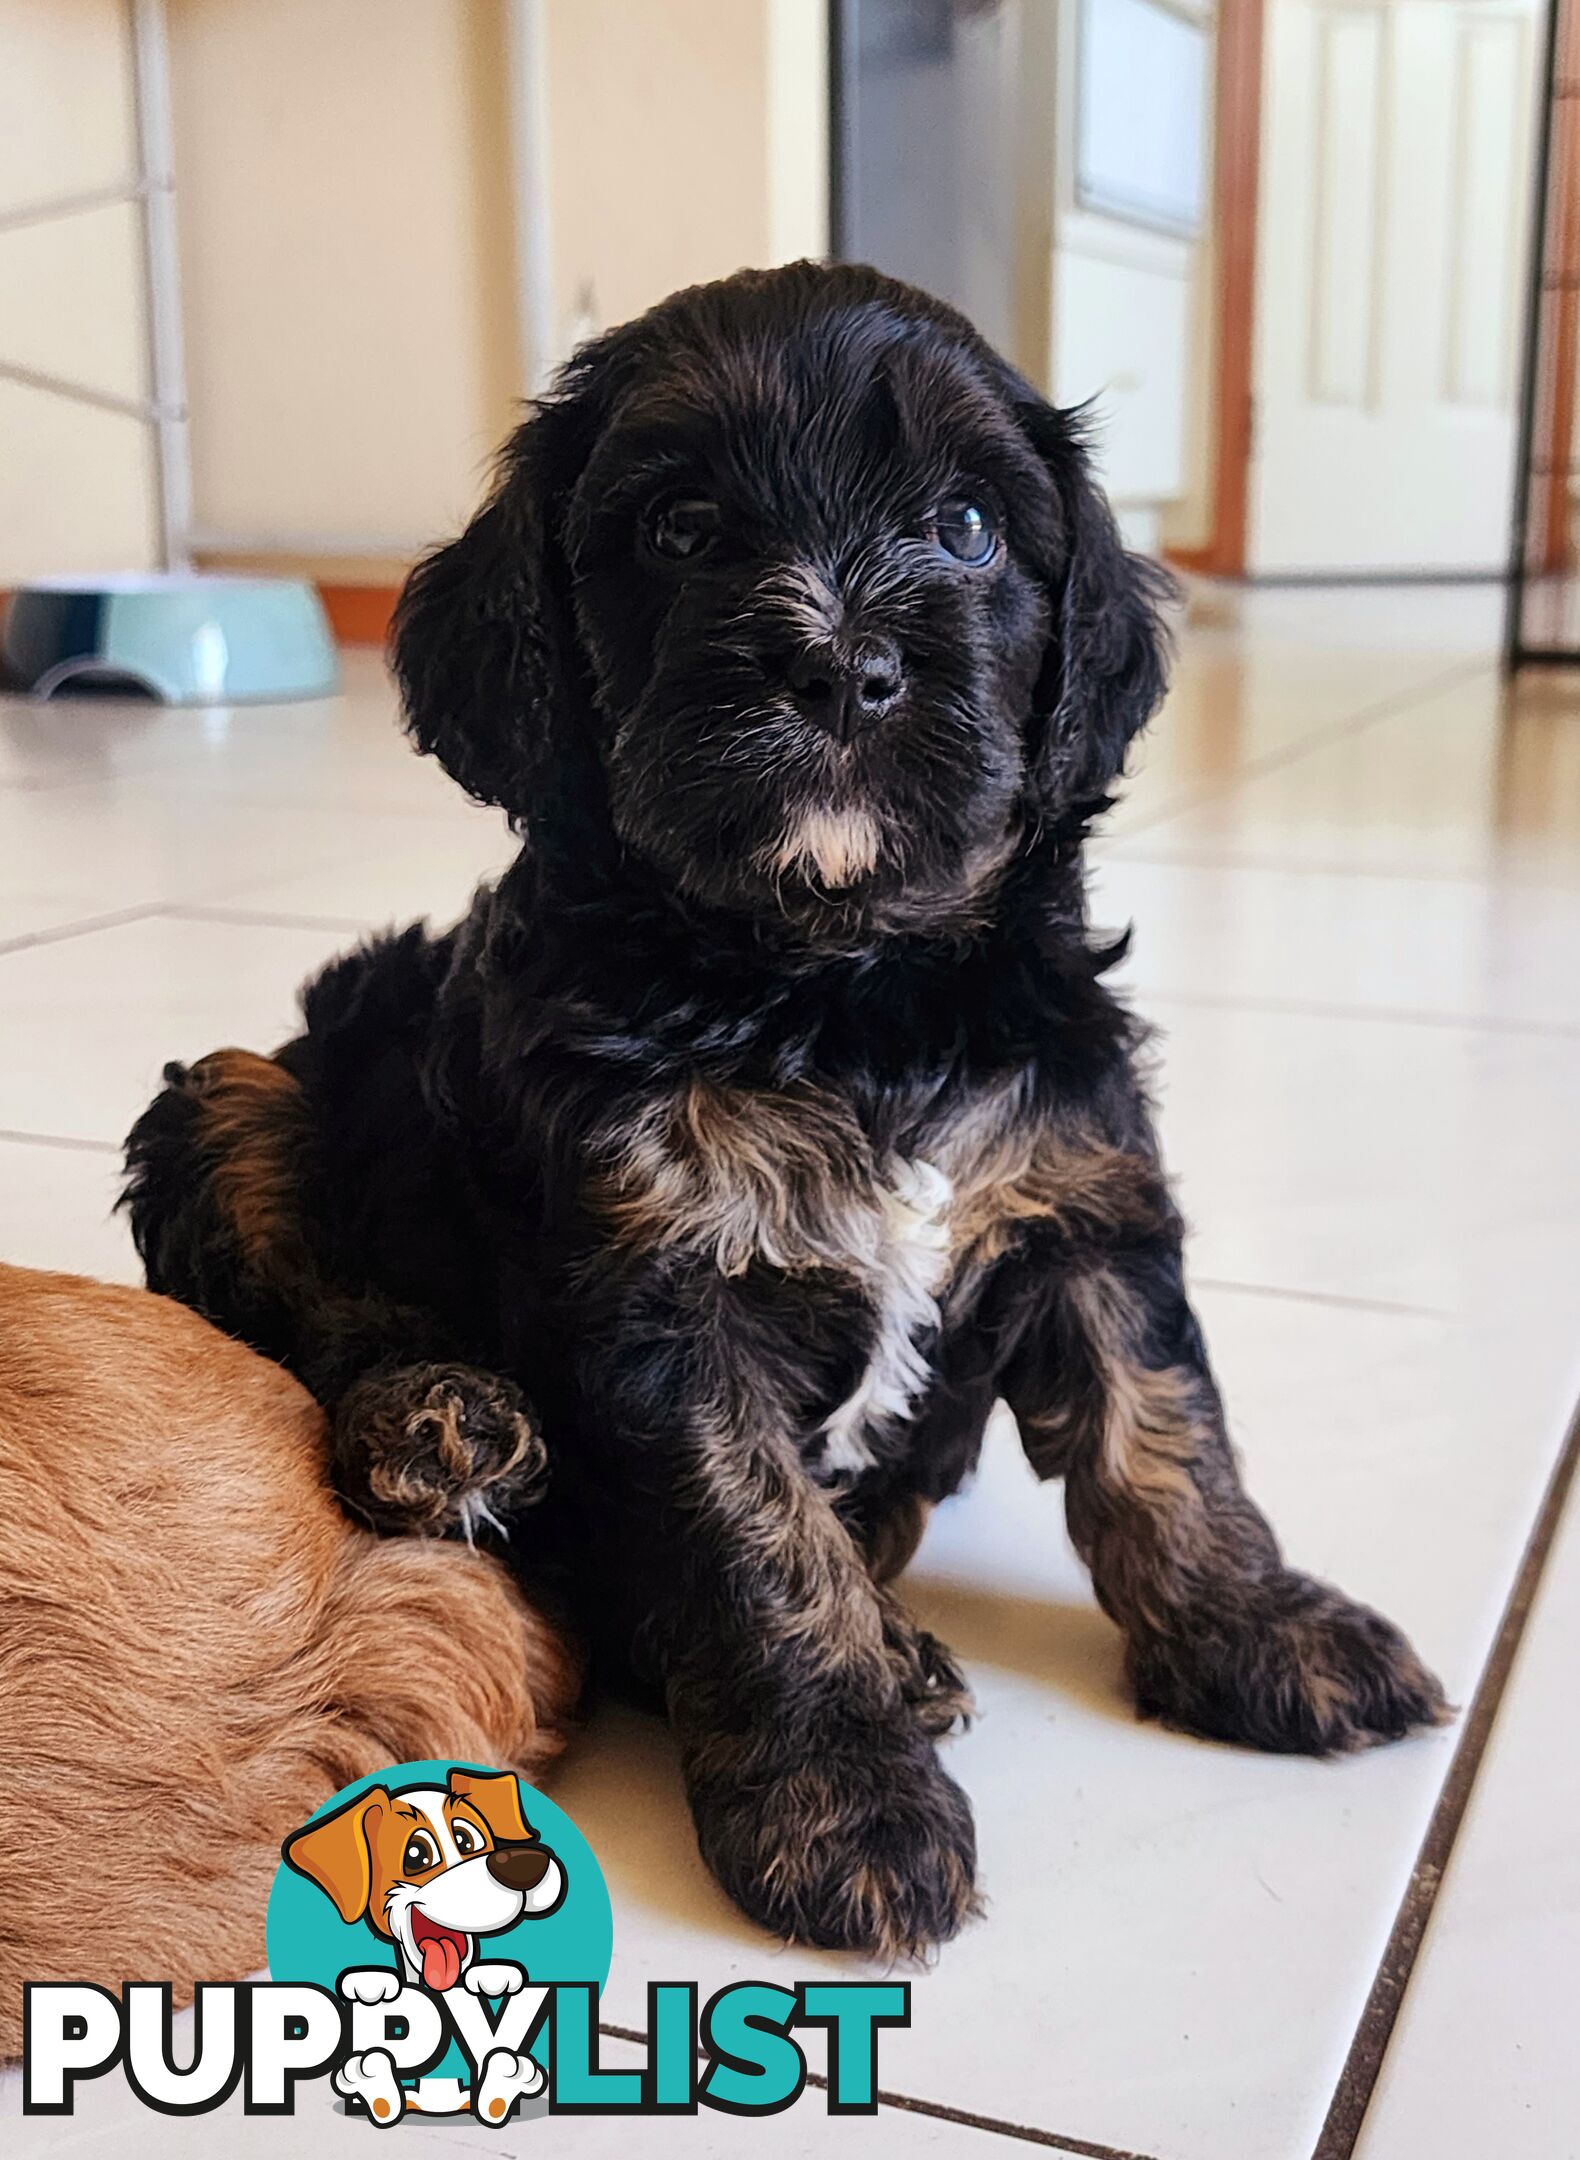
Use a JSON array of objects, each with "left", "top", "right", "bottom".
[{"left": 318, "top": 584, "right": 400, "bottom": 646}]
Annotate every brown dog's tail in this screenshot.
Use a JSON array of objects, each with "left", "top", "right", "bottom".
[{"left": 0, "top": 1262, "right": 581, "bottom": 2059}]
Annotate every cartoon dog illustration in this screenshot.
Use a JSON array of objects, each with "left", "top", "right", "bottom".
[{"left": 283, "top": 1766, "right": 564, "bottom": 2124}]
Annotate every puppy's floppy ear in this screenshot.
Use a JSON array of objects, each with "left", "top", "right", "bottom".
[
  {"left": 282, "top": 1787, "right": 389, "bottom": 1925},
  {"left": 390, "top": 392, "right": 596, "bottom": 814},
  {"left": 1019, "top": 398, "right": 1175, "bottom": 817},
  {"left": 448, "top": 1766, "right": 536, "bottom": 1844}
]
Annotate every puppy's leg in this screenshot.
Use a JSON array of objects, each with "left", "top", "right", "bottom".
[
  {"left": 1005, "top": 1235, "right": 1449, "bottom": 1755},
  {"left": 841, "top": 1493, "right": 973, "bottom": 1736},
  {"left": 123, "top": 1049, "right": 543, "bottom": 1536},
  {"left": 584, "top": 1276, "right": 978, "bottom": 1959}
]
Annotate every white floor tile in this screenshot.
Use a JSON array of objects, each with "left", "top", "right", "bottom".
[
  {"left": 1114, "top": 667, "right": 1580, "bottom": 887},
  {"left": 0, "top": 913, "right": 349, "bottom": 1145},
  {"left": 0, "top": 690, "right": 244, "bottom": 793},
  {"left": 555, "top": 1289, "right": 1579, "bottom": 2160},
  {"left": 1106, "top": 579, "right": 1501, "bottom": 841},
  {"left": 0, "top": 683, "right": 509, "bottom": 945},
  {"left": 0, "top": 773, "right": 436, "bottom": 940},
  {"left": 1092, "top": 854, "right": 1580, "bottom": 1033},
  {"left": 1353, "top": 1470, "right": 1580, "bottom": 2160},
  {"left": 1176, "top": 580, "right": 1504, "bottom": 661},
  {"left": 207, "top": 805, "right": 517, "bottom": 932},
  {"left": 1147, "top": 996, "right": 1580, "bottom": 1323},
  {"left": 1111, "top": 649, "right": 1488, "bottom": 842},
  {"left": 0, "top": 656, "right": 435, "bottom": 814},
  {"left": 0, "top": 1137, "right": 137, "bottom": 1281}
]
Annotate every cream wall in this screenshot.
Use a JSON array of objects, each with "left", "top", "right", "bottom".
[
  {"left": 3, "top": 0, "right": 828, "bottom": 581},
  {"left": 167, "top": 0, "right": 522, "bottom": 563},
  {"left": 166, "top": 0, "right": 827, "bottom": 572},
  {"left": 0, "top": 0, "right": 160, "bottom": 580},
  {"left": 544, "top": 0, "right": 771, "bottom": 345},
  {"left": 542, "top": 0, "right": 825, "bottom": 357}
]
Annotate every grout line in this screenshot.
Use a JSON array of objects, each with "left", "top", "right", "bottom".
[
  {"left": 162, "top": 901, "right": 376, "bottom": 934},
  {"left": 1311, "top": 1386, "right": 1580, "bottom": 2160},
  {"left": 595, "top": 2022, "right": 1163, "bottom": 2158},
  {"left": 0, "top": 901, "right": 172, "bottom": 958},
  {"left": 0, "top": 1128, "right": 122, "bottom": 1155},
  {"left": 1192, "top": 1276, "right": 1449, "bottom": 1321},
  {"left": 1104, "top": 844, "right": 1580, "bottom": 893},
  {"left": 1118, "top": 654, "right": 1496, "bottom": 841},
  {"left": 1126, "top": 985, "right": 1580, "bottom": 1042}
]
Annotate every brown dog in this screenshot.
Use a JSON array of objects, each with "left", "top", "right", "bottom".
[{"left": 0, "top": 1262, "right": 579, "bottom": 2058}]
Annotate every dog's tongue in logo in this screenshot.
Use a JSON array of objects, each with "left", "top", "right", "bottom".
[{"left": 411, "top": 1910, "right": 467, "bottom": 1993}]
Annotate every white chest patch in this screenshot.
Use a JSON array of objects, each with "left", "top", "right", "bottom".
[{"left": 818, "top": 1157, "right": 954, "bottom": 1478}]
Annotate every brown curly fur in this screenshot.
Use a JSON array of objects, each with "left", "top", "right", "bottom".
[{"left": 0, "top": 1262, "right": 581, "bottom": 2059}]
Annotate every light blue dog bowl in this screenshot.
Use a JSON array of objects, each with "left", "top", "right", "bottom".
[{"left": 1, "top": 572, "right": 339, "bottom": 704}]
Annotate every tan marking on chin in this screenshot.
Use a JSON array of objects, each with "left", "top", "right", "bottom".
[{"left": 773, "top": 808, "right": 882, "bottom": 888}]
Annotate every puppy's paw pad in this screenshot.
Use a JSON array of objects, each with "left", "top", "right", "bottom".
[
  {"left": 340, "top": 1362, "right": 547, "bottom": 1534},
  {"left": 1134, "top": 1572, "right": 1452, "bottom": 1756}
]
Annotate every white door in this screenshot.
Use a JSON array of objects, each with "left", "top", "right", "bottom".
[{"left": 1250, "top": 0, "right": 1540, "bottom": 575}]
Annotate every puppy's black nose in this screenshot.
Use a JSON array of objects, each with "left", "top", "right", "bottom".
[{"left": 785, "top": 639, "right": 903, "bottom": 740}]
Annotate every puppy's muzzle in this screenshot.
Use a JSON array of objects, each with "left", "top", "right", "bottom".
[
  {"left": 487, "top": 1840, "right": 556, "bottom": 1892},
  {"left": 785, "top": 635, "right": 904, "bottom": 742}
]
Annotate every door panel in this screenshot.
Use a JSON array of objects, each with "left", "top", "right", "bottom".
[
  {"left": 1054, "top": 248, "right": 1190, "bottom": 503},
  {"left": 1250, "top": 0, "right": 1539, "bottom": 575}
]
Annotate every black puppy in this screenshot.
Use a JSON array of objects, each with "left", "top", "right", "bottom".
[{"left": 125, "top": 263, "right": 1446, "bottom": 1959}]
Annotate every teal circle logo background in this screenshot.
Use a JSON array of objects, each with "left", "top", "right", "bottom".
[{"left": 266, "top": 1760, "right": 612, "bottom": 2077}]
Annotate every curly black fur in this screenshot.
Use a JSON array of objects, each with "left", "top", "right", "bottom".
[{"left": 124, "top": 264, "right": 1446, "bottom": 1959}]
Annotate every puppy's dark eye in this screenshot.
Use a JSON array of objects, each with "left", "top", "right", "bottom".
[
  {"left": 402, "top": 1832, "right": 439, "bottom": 1875},
  {"left": 452, "top": 1821, "right": 483, "bottom": 1856},
  {"left": 647, "top": 495, "right": 721, "bottom": 562},
  {"left": 935, "top": 500, "right": 999, "bottom": 566}
]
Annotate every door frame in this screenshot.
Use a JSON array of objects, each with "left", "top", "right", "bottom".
[
  {"left": 1165, "top": 0, "right": 1264, "bottom": 578},
  {"left": 1532, "top": 0, "right": 1580, "bottom": 575}
]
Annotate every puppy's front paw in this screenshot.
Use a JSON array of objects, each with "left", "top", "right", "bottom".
[
  {"left": 338, "top": 1966, "right": 403, "bottom": 2005},
  {"left": 465, "top": 1962, "right": 526, "bottom": 1998},
  {"left": 335, "top": 1361, "right": 547, "bottom": 1536},
  {"left": 877, "top": 1590, "right": 974, "bottom": 1737},
  {"left": 687, "top": 1720, "right": 979, "bottom": 1960},
  {"left": 1131, "top": 1569, "right": 1451, "bottom": 1756}
]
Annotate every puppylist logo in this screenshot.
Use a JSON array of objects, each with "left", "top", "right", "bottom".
[{"left": 23, "top": 1760, "right": 910, "bottom": 2127}]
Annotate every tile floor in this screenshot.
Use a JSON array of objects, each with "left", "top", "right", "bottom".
[{"left": 1, "top": 582, "right": 1577, "bottom": 2159}]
